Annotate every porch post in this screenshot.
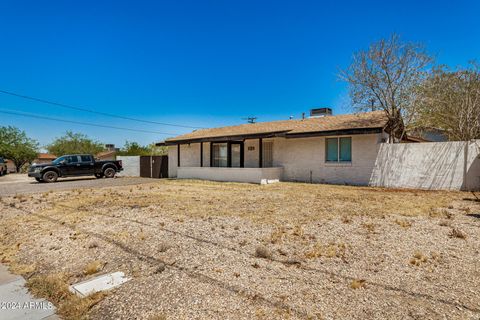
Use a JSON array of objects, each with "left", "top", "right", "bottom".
[
  {"left": 177, "top": 143, "right": 181, "bottom": 167},
  {"left": 227, "top": 141, "right": 232, "bottom": 167},
  {"left": 240, "top": 141, "right": 244, "bottom": 168},
  {"left": 210, "top": 142, "right": 213, "bottom": 167},
  {"left": 200, "top": 142, "right": 203, "bottom": 167},
  {"left": 258, "top": 138, "right": 263, "bottom": 168}
]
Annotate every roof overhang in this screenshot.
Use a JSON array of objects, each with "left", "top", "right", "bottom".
[{"left": 157, "top": 127, "right": 383, "bottom": 146}]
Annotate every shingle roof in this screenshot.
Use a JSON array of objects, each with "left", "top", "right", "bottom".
[
  {"left": 36, "top": 153, "right": 57, "bottom": 160},
  {"left": 165, "top": 111, "right": 388, "bottom": 143}
]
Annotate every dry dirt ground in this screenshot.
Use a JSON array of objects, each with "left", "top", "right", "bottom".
[{"left": 0, "top": 180, "right": 479, "bottom": 320}]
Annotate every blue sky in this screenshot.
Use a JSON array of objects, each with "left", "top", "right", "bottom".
[{"left": 0, "top": 0, "right": 478, "bottom": 149}]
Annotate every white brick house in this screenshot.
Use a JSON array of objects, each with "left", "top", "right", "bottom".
[{"left": 158, "top": 110, "right": 390, "bottom": 185}]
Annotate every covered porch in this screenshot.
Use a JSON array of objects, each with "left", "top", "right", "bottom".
[{"left": 161, "top": 133, "right": 286, "bottom": 184}]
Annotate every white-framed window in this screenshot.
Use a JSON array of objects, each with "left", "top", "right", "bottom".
[{"left": 325, "top": 137, "right": 352, "bottom": 162}]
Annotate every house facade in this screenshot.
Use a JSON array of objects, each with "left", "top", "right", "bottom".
[{"left": 159, "top": 111, "right": 390, "bottom": 185}]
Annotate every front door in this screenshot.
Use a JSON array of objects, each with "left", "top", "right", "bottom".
[{"left": 231, "top": 142, "right": 243, "bottom": 167}]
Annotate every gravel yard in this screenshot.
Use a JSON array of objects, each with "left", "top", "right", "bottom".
[
  {"left": 0, "top": 173, "right": 157, "bottom": 196},
  {"left": 0, "top": 180, "right": 479, "bottom": 319}
]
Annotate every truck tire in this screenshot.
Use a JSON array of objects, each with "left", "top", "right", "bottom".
[
  {"left": 42, "top": 170, "right": 58, "bottom": 183},
  {"left": 103, "top": 167, "right": 116, "bottom": 178}
]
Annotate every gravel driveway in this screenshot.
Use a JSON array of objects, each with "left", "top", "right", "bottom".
[{"left": 0, "top": 174, "right": 159, "bottom": 196}]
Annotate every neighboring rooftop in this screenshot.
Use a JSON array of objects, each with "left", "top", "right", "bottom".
[
  {"left": 36, "top": 153, "right": 57, "bottom": 160},
  {"left": 161, "top": 111, "right": 388, "bottom": 144}
]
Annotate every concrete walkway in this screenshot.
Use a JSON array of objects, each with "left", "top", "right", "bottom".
[{"left": 0, "top": 264, "right": 57, "bottom": 320}]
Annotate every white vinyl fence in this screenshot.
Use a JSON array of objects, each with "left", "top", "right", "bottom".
[{"left": 369, "top": 140, "right": 480, "bottom": 191}]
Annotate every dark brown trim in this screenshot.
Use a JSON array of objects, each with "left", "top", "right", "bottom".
[
  {"left": 285, "top": 127, "right": 382, "bottom": 139},
  {"left": 258, "top": 138, "right": 263, "bottom": 168},
  {"left": 200, "top": 142, "right": 203, "bottom": 167},
  {"left": 161, "top": 131, "right": 289, "bottom": 146},
  {"left": 210, "top": 142, "right": 213, "bottom": 167},
  {"left": 227, "top": 141, "right": 232, "bottom": 167},
  {"left": 177, "top": 144, "right": 180, "bottom": 167},
  {"left": 240, "top": 142, "right": 244, "bottom": 168}
]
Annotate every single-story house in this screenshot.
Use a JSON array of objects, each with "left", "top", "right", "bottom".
[
  {"left": 33, "top": 153, "right": 57, "bottom": 164},
  {"left": 96, "top": 150, "right": 117, "bottom": 161},
  {"left": 5, "top": 159, "right": 16, "bottom": 173},
  {"left": 158, "top": 110, "right": 393, "bottom": 185}
]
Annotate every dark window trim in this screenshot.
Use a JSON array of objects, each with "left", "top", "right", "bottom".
[{"left": 210, "top": 141, "right": 244, "bottom": 168}]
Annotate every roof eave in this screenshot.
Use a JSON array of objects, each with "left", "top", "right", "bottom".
[{"left": 159, "top": 127, "right": 384, "bottom": 145}]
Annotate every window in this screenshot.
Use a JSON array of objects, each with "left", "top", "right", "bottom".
[
  {"left": 212, "top": 143, "right": 228, "bottom": 167},
  {"left": 326, "top": 137, "right": 351, "bottom": 162},
  {"left": 80, "top": 155, "right": 92, "bottom": 162},
  {"left": 65, "top": 156, "right": 79, "bottom": 164}
]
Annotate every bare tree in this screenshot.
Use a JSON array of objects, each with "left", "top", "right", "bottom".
[
  {"left": 413, "top": 63, "right": 480, "bottom": 141},
  {"left": 340, "top": 34, "right": 433, "bottom": 142}
]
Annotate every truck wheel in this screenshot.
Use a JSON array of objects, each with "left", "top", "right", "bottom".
[
  {"left": 95, "top": 173, "right": 104, "bottom": 179},
  {"left": 103, "top": 167, "right": 116, "bottom": 178},
  {"left": 42, "top": 171, "right": 58, "bottom": 183}
]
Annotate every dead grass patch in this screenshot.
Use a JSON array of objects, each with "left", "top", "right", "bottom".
[
  {"left": 255, "top": 246, "right": 272, "bottom": 259},
  {"left": 449, "top": 227, "right": 467, "bottom": 239},
  {"left": 83, "top": 260, "right": 104, "bottom": 275},
  {"left": 305, "top": 242, "right": 346, "bottom": 259},
  {"left": 394, "top": 219, "right": 412, "bottom": 228},
  {"left": 350, "top": 279, "right": 366, "bottom": 289},
  {"left": 410, "top": 251, "right": 428, "bottom": 266},
  {"left": 27, "top": 273, "right": 106, "bottom": 320}
]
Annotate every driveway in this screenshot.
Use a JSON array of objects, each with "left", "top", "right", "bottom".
[{"left": 0, "top": 174, "right": 159, "bottom": 196}]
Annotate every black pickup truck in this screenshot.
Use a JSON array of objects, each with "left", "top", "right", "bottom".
[{"left": 28, "top": 154, "right": 123, "bottom": 183}]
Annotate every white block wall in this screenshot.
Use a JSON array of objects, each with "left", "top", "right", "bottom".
[
  {"left": 370, "top": 140, "right": 480, "bottom": 190},
  {"left": 117, "top": 156, "right": 140, "bottom": 177},
  {"left": 272, "top": 134, "right": 383, "bottom": 185}
]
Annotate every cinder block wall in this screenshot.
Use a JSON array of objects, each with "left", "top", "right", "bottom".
[
  {"left": 117, "top": 156, "right": 140, "bottom": 177},
  {"left": 272, "top": 134, "right": 382, "bottom": 185},
  {"left": 369, "top": 140, "right": 480, "bottom": 191}
]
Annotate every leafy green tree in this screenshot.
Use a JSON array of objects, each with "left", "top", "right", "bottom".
[
  {"left": 46, "top": 131, "right": 104, "bottom": 156},
  {"left": 118, "top": 141, "right": 150, "bottom": 156},
  {"left": 117, "top": 141, "right": 167, "bottom": 156},
  {"left": 0, "top": 126, "right": 38, "bottom": 172}
]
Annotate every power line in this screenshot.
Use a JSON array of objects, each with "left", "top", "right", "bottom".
[
  {"left": 0, "top": 108, "right": 180, "bottom": 135},
  {"left": 0, "top": 89, "right": 204, "bottom": 129}
]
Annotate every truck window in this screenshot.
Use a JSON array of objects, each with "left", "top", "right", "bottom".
[
  {"left": 66, "top": 156, "right": 79, "bottom": 163},
  {"left": 80, "top": 155, "right": 92, "bottom": 162}
]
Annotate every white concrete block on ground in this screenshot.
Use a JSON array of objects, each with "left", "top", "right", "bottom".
[{"left": 69, "top": 272, "right": 130, "bottom": 297}]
